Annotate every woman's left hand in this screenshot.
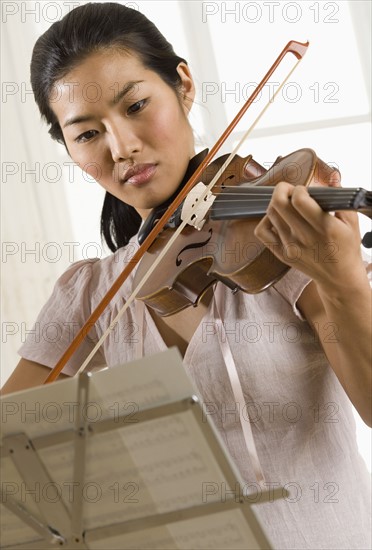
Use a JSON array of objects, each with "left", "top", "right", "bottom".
[
  {"left": 254, "top": 177, "right": 365, "bottom": 293},
  {"left": 254, "top": 175, "right": 372, "bottom": 427}
]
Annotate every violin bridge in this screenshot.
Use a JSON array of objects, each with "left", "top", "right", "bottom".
[{"left": 181, "top": 182, "right": 216, "bottom": 230}]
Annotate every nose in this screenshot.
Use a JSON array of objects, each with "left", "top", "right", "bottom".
[{"left": 108, "top": 120, "right": 142, "bottom": 162}]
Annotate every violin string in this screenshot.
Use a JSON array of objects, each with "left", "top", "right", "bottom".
[
  {"left": 209, "top": 188, "right": 361, "bottom": 215},
  {"left": 210, "top": 186, "right": 358, "bottom": 195},
  {"left": 206, "top": 189, "right": 359, "bottom": 210},
  {"left": 209, "top": 191, "right": 358, "bottom": 196},
  {"left": 75, "top": 54, "right": 306, "bottom": 375},
  {"left": 211, "top": 203, "right": 357, "bottom": 207},
  {"left": 211, "top": 197, "right": 356, "bottom": 201},
  {"left": 211, "top": 199, "right": 356, "bottom": 209},
  {"left": 210, "top": 195, "right": 357, "bottom": 200}
]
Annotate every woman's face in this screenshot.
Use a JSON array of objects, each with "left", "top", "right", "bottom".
[{"left": 51, "top": 49, "right": 196, "bottom": 219}]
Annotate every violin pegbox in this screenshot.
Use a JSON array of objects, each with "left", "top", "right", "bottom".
[{"left": 181, "top": 181, "right": 217, "bottom": 230}]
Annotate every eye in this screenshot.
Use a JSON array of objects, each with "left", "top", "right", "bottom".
[
  {"left": 127, "top": 99, "right": 147, "bottom": 115},
  {"left": 75, "top": 129, "right": 98, "bottom": 143}
]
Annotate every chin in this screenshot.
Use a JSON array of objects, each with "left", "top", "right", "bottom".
[
  {"left": 141, "top": 195, "right": 170, "bottom": 210},
  {"left": 135, "top": 200, "right": 162, "bottom": 220},
  {"left": 140, "top": 200, "right": 160, "bottom": 211}
]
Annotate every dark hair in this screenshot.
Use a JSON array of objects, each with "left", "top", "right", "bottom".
[{"left": 30, "top": 2, "right": 187, "bottom": 252}]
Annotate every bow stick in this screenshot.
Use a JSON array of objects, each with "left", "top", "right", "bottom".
[{"left": 44, "top": 40, "right": 309, "bottom": 383}]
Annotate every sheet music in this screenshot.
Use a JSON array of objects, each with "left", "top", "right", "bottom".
[
  {"left": 168, "top": 510, "right": 261, "bottom": 550},
  {"left": 1, "top": 349, "right": 192, "bottom": 439},
  {"left": 1, "top": 349, "right": 272, "bottom": 549},
  {"left": 0, "top": 457, "right": 46, "bottom": 547},
  {"left": 33, "top": 412, "right": 228, "bottom": 530},
  {"left": 0, "top": 506, "right": 43, "bottom": 548},
  {"left": 87, "top": 510, "right": 262, "bottom": 549},
  {"left": 83, "top": 347, "right": 198, "bottom": 417}
]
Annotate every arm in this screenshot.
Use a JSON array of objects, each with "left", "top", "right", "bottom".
[
  {"left": 297, "top": 279, "right": 371, "bottom": 427},
  {"left": 254, "top": 181, "right": 371, "bottom": 427},
  {"left": 0, "top": 359, "right": 68, "bottom": 395}
]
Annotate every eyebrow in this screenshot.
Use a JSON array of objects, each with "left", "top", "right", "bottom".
[
  {"left": 110, "top": 80, "right": 144, "bottom": 106},
  {"left": 62, "top": 80, "right": 144, "bottom": 128}
]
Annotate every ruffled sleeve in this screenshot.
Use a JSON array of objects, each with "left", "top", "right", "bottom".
[
  {"left": 272, "top": 250, "right": 371, "bottom": 320},
  {"left": 18, "top": 259, "right": 106, "bottom": 376},
  {"left": 272, "top": 268, "right": 312, "bottom": 320}
]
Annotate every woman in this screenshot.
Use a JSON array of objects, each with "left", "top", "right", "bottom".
[{"left": 2, "top": 3, "right": 371, "bottom": 548}]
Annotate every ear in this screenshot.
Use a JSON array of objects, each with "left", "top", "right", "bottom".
[{"left": 176, "top": 62, "right": 195, "bottom": 113}]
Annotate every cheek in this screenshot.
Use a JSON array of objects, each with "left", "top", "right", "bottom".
[
  {"left": 149, "top": 116, "right": 171, "bottom": 143},
  {"left": 67, "top": 143, "right": 111, "bottom": 182},
  {"left": 149, "top": 105, "right": 186, "bottom": 146},
  {"left": 85, "top": 162, "right": 105, "bottom": 182}
]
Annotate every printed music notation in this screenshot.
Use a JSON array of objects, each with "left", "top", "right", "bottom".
[
  {"left": 1, "top": 349, "right": 269, "bottom": 549},
  {"left": 87, "top": 511, "right": 256, "bottom": 550}
]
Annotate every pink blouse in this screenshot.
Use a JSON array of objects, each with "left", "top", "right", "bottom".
[{"left": 20, "top": 240, "right": 371, "bottom": 549}]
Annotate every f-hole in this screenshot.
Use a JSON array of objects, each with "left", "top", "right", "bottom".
[{"left": 221, "top": 174, "right": 235, "bottom": 189}]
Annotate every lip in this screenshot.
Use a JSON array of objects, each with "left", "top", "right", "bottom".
[{"left": 122, "top": 163, "right": 157, "bottom": 186}]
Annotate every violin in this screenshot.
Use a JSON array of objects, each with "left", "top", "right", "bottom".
[
  {"left": 44, "top": 39, "right": 371, "bottom": 382},
  {"left": 134, "top": 148, "right": 372, "bottom": 316}
]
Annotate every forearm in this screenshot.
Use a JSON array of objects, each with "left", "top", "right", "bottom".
[
  {"left": 0, "top": 359, "right": 68, "bottom": 395},
  {"left": 299, "top": 272, "right": 372, "bottom": 427},
  {"left": 253, "top": 180, "right": 372, "bottom": 425}
]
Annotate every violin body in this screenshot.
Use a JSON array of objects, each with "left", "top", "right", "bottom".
[
  {"left": 45, "top": 41, "right": 372, "bottom": 380},
  {"left": 134, "top": 149, "right": 360, "bottom": 317}
]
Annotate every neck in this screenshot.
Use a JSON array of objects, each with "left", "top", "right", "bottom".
[{"left": 210, "top": 186, "right": 372, "bottom": 220}]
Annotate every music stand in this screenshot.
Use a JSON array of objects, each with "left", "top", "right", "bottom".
[{"left": 1, "top": 348, "right": 283, "bottom": 549}]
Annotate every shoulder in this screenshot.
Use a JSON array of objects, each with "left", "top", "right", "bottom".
[
  {"left": 271, "top": 268, "right": 312, "bottom": 320},
  {"left": 54, "top": 257, "right": 99, "bottom": 287},
  {"left": 54, "top": 236, "right": 140, "bottom": 297},
  {"left": 89, "top": 237, "right": 140, "bottom": 299}
]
